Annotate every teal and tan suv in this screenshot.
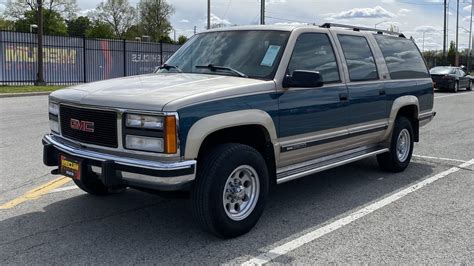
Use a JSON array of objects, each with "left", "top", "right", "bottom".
[{"left": 43, "top": 23, "right": 435, "bottom": 238}]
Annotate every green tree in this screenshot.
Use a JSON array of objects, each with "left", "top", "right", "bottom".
[
  {"left": 448, "top": 40, "right": 456, "bottom": 66},
  {"left": 4, "top": 0, "right": 78, "bottom": 21},
  {"left": 93, "top": 0, "right": 136, "bottom": 38},
  {"left": 177, "top": 35, "right": 187, "bottom": 45},
  {"left": 137, "top": 0, "right": 174, "bottom": 42},
  {"left": 67, "top": 16, "right": 91, "bottom": 37},
  {"left": 85, "top": 21, "right": 115, "bottom": 39},
  {"left": 14, "top": 10, "right": 68, "bottom": 35},
  {"left": 0, "top": 18, "right": 15, "bottom": 30}
]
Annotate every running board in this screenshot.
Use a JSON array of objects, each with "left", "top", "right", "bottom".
[{"left": 276, "top": 146, "right": 389, "bottom": 184}]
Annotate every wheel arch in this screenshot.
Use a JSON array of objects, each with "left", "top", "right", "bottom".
[
  {"left": 184, "top": 109, "right": 279, "bottom": 161},
  {"left": 384, "top": 96, "right": 420, "bottom": 142}
]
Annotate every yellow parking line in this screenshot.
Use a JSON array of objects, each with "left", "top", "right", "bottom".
[{"left": 0, "top": 176, "right": 71, "bottom": 210}]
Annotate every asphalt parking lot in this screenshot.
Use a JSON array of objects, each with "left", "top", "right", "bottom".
[{"left": 0, "top": 90, "right": 473, "bottom": 264}]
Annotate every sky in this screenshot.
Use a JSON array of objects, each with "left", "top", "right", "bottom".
[{"left": 1, "top": 0, "right": 473, "bottom": 51}]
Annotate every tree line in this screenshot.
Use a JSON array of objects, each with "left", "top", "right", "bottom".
[{"left": 0, "top": 0, "right": 188, "bottom": 44}]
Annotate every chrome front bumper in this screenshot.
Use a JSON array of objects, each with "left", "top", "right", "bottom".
[{"left": 42, "top": 134, "right": 196, "bottom": 191}]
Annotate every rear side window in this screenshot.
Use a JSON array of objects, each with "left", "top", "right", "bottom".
[
  {"left": 374, "top": 35, "right": 430, "bottom": 79},
  {"left": 287, "top": 33, "right": 340, "bottom": 83},
  {"left": 338, "top": 35, "right": 379, "bottom": 82}
]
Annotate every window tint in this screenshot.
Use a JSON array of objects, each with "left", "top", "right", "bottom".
[
  {"left": 459, "top": 69, "right": 466, "bottom": 76},
  {"left": 287, "top": 33, "right": 340, "bottom": 83},
  {"left": 374, "top": 35, "right": 430, "bottom": 79},
  {"left": 338, "top": 35, "right": 378, "bottom": 81}
]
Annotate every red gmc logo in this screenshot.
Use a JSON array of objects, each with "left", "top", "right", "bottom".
[{"left": 70, "top": 119, "right": 95, "bottom": 133}]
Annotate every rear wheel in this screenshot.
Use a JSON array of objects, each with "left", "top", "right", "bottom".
[
  {"left": 453, "top": 81, "right": 459, "bottom": 93},
  {"left": 468, "top": 80, "right": 473, "bottom": 91},
  {"left": 377, "top": 117, "right": 414, "bottom": 172},
  {"left": 192, "top": 143, "right": 269, "bottom": 238}
]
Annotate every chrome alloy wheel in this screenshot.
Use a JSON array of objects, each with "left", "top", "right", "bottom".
[
  {"left": 223, "top": 165, "right": 260, "bottom": 221},
  {"left": 396, "top": 129, "right": 411, "bottom": 162}
]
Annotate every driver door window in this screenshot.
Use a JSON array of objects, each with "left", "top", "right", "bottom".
[{"left": 287, "top": 33, "right": 340, "bottom": 83}]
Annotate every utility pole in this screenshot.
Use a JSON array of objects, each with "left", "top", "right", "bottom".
[
  {"left": 194, "top": 26, "right": 197, "bottom": 35},
  {"left": 468, "top": 0, "right": 473, "bottom": 72},
  {"left": 455, "top": 0, "right": 459, "bottom": 66},
  {"left": 207, "top": 0, "right": 211, "bottom": 30},
  {"left": 35, "top": 0, "right": 45, "bottom": 86},
  {"left": 260, "top": 0, "right": 265, "bottom": 25},
  {"left": 443, "top": 0, "right": 447, "bottom": 64}
]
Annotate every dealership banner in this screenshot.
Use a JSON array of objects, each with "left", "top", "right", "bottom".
[{"left": 0, "top": 31, "right": 180, "bottom": 85}]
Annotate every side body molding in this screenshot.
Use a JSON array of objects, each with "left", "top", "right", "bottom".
[
  {"left": 383, "top": 95, "right": 419, "bottom": 140},
  {"left": 183, "top": 109, "right": 279, "bottom": 160}
]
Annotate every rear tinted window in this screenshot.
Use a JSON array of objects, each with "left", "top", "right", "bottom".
[
  {"left": 338, "top": 35, "right": 378, "bottom": 81},
  {"left": 374, "top": 35, "right": 430, "bottom": 79}
]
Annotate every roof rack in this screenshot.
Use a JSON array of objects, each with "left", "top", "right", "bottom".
[{"left": 320, "top": 23, "right": 405, "bottom": 38}]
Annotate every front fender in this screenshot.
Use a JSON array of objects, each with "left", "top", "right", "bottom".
[{"left": 183, "top": 109, "right": 279, "bottom": 160}]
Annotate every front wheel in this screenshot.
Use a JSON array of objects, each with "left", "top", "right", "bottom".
[
  {"left": 191, "top": 143, "right": 269, "bottom": 238},
  {"left": 377, "top": 117, "right": 414, "bottom": 172},
  {"left": 468, "top": 80, "right": 473, "bottom": 91},
  {"left": 453, "top": 81, "right": 459, "bottom": 93}
]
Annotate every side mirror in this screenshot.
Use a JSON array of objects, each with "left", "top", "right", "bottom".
[{"left": 282, "top": 70, "right": 324, "bottom": 88}]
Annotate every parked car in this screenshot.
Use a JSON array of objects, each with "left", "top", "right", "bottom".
[
  {"left": 42, "top": 23, "right": 435, "bottom": 238},
  {"left": 430, "top": 66, "right": 472, "bottom": 92}
]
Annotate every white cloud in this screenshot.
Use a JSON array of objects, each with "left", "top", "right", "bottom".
[
  {"left": 326, "top": 6, "right": 396, "bottom": 20},
  {"left": 78, "top": 9, "right": 94, "bottom": 17},
  {"left": 463, "top": 5, "right": 471, "bottom": 12},
  {"left": 415, "top": 26, "right": 441, "bottom": 32},
  {"left": 267, "top": 0, "right": 287, "bottom": 4},
  {"left": 398, "top": 8, "right": 411, "bottom": 16},
  {"left": 180, "top": 19, "right": 189, "bottom": 23},
  {"left": 381, "top": 0, "right": 395, "bottom": 3},
  {"left": 210, "top": 13, "right": 232, "bottom": 26}
]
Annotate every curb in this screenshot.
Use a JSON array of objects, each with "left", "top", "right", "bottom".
[{"left": 0, "top": 91, "right": 51, "bottom": 98}]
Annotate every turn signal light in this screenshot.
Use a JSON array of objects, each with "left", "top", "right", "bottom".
[{"left": 165, "top": 116, "right": 177, "bottom": 154}]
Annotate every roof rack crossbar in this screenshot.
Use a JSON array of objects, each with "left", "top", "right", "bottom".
[{"left": 320, "top": 23, "right": 405, "bottom": 38}]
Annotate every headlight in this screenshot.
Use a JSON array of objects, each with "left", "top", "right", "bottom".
[
  {"left": 49, "top": 120, "right": 59, "bottom": 133},
  {"left": 49, "top": 102, "right": 59, "bottom": 116},
  {"left": 125, "top": 135, "right": 164, "bottom": 152},
  {"left": 125, "top": 114, "right": 164, "bottom": 130}
]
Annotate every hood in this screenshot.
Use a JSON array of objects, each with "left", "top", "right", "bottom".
[{"left": 50, "top": 73, "right": 269, "bottom": 111}]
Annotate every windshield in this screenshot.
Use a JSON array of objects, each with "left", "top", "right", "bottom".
[
  {"left": 159, "top": 30, "right": 290, "bottom": 80},
  {"left": 430, "top": 67, "right": 453, "bottom": 75}
]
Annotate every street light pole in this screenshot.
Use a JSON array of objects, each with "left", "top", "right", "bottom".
[
  {"left": 207, "top": 0, "right": 211, "bottom": 30},
  {"left": 443, "top": 0, "right": 447, "bottom": 64},
  {"left": 468, "top": 1, "right": 473, "bottom": 72},
  {"left": 35, "top": 0, "right": 45, "bottom": 86},
  {"left": 422, "top": 31, "right": 425, "bottom": 52},
  {"left": 455, "top": 0, "right": 459, "bottom": 66},
  {"left": 260, "top": 0, "right": 265, "bottom": 25}
]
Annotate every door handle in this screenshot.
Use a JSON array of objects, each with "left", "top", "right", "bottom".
[
  {"left": 339, "top": 93, "right": 348, "bottom": 101},
  {"left": 379, "top": 89, "right": 386, "bottom": 96}
]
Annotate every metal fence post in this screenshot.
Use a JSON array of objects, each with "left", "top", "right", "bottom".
[
  {"left": 83, "top": 36, "right": 87, "bottom": 83},
  {"left": 123, "top": 39, "right": 127, "bottom": 77},
  {"left": 160, "top": 41, "right": 163, "bottom": 65}
]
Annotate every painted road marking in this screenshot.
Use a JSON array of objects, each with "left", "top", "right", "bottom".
[
  {"left": 412, "top": 154, "right": 467, "bottom": 163},
  {"left": 434, "top": 91, "right": 474, "bottom": 99},
  {"left": 242, "top": 158, "right": 474, "bottom": 265},
  {"left": 49, "top": 185, "right": 78, "bottom": 194},
  {"left": 0, "top": 176, "right": 71, "bottom": 210}
]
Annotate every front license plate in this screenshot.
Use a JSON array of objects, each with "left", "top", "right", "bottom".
[{"left": 60, "top": 154, "right": 82, "bottom": 180}]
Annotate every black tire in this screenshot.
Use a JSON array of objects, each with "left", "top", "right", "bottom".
[
  {"left": 377, "top": 117, "right": 414, "bottom": 173},
  {"left": 453, "top": 81, "right": 459, "bottom": 93},
  {"left": 191, "top": 143, "right": 269, "bottom": 238},
  {"left": 73, "top": 171, "right": 124, "bottom": 196},
  {"left": 468, "top": 80, "right": 473, "bottom": 91}
]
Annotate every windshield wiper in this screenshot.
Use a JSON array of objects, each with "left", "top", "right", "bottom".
[
  {"left": 156, "top": 64, "right": 183, "bottom": 73},
  {"left": 195, "top": 64, "right": 248, "bottom": 78}
]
